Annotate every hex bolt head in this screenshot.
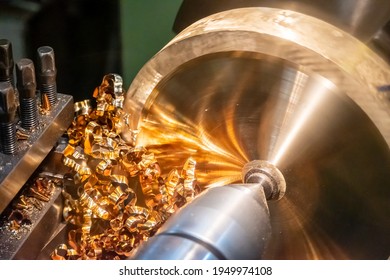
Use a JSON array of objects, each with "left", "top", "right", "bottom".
[
  {"left": 0, "top": 39, "right": 14, "bottom": 83},
  {"left": 0, "top": 81, "right": 16, "bottom": 123},
  {"left": 37, "top": 46, "right": 57, "bottom": 106},
  {"left": 37, "top": 46, "right": 57, "bottom": 83},
  {"left": 16, "top": 58, "right": 37, "bottom": 99},
  {"left": 16, "top": 58, "right": 39, "bottom": 129}
]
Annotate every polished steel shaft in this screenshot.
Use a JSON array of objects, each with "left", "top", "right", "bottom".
[
  {"left": 131, "top": 187, "right": 268, "bottom": 259},
  {"left": 131, "top": 161, "right": 285, "bottom": 260}
]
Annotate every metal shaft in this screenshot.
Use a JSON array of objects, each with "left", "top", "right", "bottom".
[
  {"left": 131, "top": 184, "right": 272, "bottom": 260},
  {"left": 131, "top": 160, "right": 286, "bottom": 260}
]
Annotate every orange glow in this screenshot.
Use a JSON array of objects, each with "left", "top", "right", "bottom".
[{"left": 136, "top": 102, "right": 249, "bottom": 189}]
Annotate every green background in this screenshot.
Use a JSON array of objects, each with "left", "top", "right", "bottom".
[{"left": 120, "top": 0, "right": 183, "bottom": 88}]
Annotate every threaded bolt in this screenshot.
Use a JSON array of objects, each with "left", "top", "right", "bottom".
[
  {"left": 16, "top": 58, "right": 39, "bottom": 130},
  {"left": 37, "top": 46, "right": 57, "bottom": 107},
  {"left": 0, "top": 81, "right": 17, "bottom": 154},
  {"left": 0, "top": 122, "right": 17, "bottom": 154}
]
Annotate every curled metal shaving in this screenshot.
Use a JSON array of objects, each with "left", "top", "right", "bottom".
[{"left": 53, "top": 74, "right": 201, "bottom": 260}]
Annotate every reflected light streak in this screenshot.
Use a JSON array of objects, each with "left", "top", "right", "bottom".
[
  {"left": 282, "top": 197, "right": 321, "bottom": 259},
  {"left": 273, "top": 197, "right": 347, "bottom": 259},
  {"left": 271, "top": 79, "right": 333, "bottom": 166},
  {"left": 222, "top": 69, "right": 252, "bottom": 164}
]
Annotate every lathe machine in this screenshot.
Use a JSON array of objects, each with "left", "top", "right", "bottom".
[{"left": 1, "top": 1, "right": 390, "bottom": 260}]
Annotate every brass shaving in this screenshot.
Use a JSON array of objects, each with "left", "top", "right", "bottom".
[
  {"left": 0, "top": 176, "right": 56, "bottom": 239},
  {"left": 53, "top": 74, "right": 201, "bottom": 260}
]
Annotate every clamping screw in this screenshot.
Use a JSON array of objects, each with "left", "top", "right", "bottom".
[
  {"left": 16, "top": 58, "right": 39, "bottom": 130},
  {"left": 37, "top": 46, "right": 57, "bottom": 107},
  {"left": 0, "top": 81, "right": 17, "bottom": 154}
]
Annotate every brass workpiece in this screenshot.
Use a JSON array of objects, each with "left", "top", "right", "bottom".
[{"left": 125, "top": 8, "right": 390, "bottom": 259}]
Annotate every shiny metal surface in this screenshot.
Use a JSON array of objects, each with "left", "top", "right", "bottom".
[
  {"left": 0, "top": 93, "right": 73, "bottom": 214},
  {"left": 372, "top": 22, "right": 390, "bottom": 64},
  {"left": 0, "top": 185, "right": 63, "bottom": 259},
  {"left": 132, "top": 235, "right": 219, "bottom": 260},
  {"left": 132, "top": 184, "right": 271, "bottom": 260},
  {"left": 0, "top": 139, "right": 70, "bottom": 259},
  {"left": 242, "top": 160, "right": 286, "bottom": 201},
  {"left": 124, "top": 8, "right": 390, "bottom": 259},
  {"left": 173, "top": 0, "right": 390, "bottom": 42}
]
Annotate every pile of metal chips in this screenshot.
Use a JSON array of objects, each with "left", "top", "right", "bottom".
[
  {"left": 53, "top": 74, "right": 200, "bottom": 260},
  {"left": 2, "top": 177, "right": 56, "bottom": 237}
]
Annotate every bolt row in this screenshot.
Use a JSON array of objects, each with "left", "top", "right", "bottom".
[{"left": 0, "top": 39, "right": 58, "bottom": 154}]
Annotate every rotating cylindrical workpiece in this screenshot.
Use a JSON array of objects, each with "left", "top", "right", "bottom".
[
  {"left": 173, "top": 0, "right": 390, "bottom": 42},
  {"left": 125, "top": 8, "right": 390, "bottom": 259}
]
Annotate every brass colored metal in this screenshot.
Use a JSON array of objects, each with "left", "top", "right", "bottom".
[
  {"left": 0, "top": 175, "right": 62, "bottom": 259},
  {"left": 40, "top": 93, "right": 51, "bottom": 112},
  {"left": 173, "top": 0, "right": 390, "bottom": 42},
  {"left": 124, "top": 8, "right": 390, "bottom": 259}
]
